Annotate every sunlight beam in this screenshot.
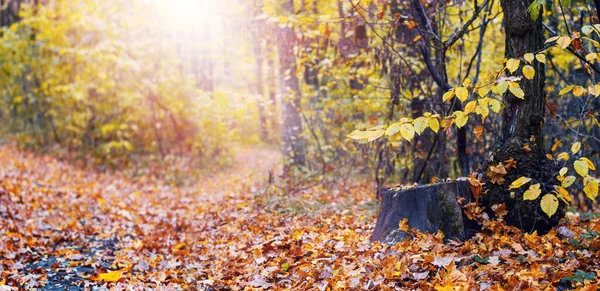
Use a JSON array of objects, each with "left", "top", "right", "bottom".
[{"left": 153, "top": 0, "right": 223, "bottom": 33}]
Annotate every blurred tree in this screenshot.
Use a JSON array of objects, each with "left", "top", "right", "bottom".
[{"left": 278, "top": 0, "right": 306, "bottom": 172}]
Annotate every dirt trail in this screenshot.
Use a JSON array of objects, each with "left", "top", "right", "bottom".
[
  {"left": 0, "top": 145, "right": 282, "bottom": 290},
  {"left": 189, "top": 146, "right": 281, "bottom": 203}
]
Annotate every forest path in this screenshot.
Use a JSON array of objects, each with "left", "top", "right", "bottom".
[
  {"left": 0, "top": 145, "right": 286, "bottom": 290},
  {"left": 187, "top": 146, "right": 281, "bottom": 204}
]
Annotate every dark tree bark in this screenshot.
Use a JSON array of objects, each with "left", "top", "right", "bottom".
[
  {"left": 372, "top": 180, "right": 479, "bottom": 244},
  {"left": 278, "top": 0, "right": 306, "bottom": 171},
  {"left": 0, "top": 0, "right": 23, "bottom": 27},
  {"left": 595, "top": 0, "right": 600, "bottom": 22},
  {"left": 482, "top": 0, "right": 565, "bottom": 232}
]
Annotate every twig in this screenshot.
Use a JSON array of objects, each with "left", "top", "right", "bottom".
[
  {"left": 444, "top": 0, "right": 490, "bottom": 49},
  {"left": 543, "top": 23, "right": 600, "bottom": 75}
]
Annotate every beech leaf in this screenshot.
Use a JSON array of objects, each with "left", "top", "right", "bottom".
[
  {"left": 523, "top": 184, "right": 541, "bottom": 200},
  {"left": 540, "top": 194, "right": 559, "bottom": 217},
  {"left": 508, "top": 177, "right": 531, "bottom": 189}
]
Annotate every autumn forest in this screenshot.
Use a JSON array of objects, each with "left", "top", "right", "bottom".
[{"left": 0, "top": 0, "right": 599, "bottom": 289}]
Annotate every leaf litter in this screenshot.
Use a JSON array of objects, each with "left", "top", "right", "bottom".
[{"left": 0, "top": 146, "right": 599, "bottom": 290}]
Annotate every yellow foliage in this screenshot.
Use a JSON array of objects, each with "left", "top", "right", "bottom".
[
  {"left": 540, "top": 194, "right": 559, "bottom": 217},
  {"left": 523, "top": 183, "right": 541, "bottom": 200},
  {"left": 92, "top": 270, "right": 122, "bottom": 282},
  {"left": 508, "top": 176, "right": 531, "bottom": 189}
]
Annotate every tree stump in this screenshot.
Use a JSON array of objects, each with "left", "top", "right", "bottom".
[{"left": 371, "top": 180, "right": 479, "bottom": 245}]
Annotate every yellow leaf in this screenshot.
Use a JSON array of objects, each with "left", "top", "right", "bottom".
[
  {"left": 562, "top": 176, "right": 576, "bottom": 188},
  {"left": 557, "top": 152, "right": 569, "bottom": 161},
  {"left": 524, "top": 53, "right": 534, "bottom": 64},
  {"left": 572, "top": 86, "right": 585, "bottom": 96},
  {"left": 523, "top": 183, "right": 541, "bottom": 200},
  {"left": 580, "top": 157, "right": 596, "bottom": 170},
  {"left": 571, "top": 142, "right": 581, "bottom": 154},
  {"left": 535, "top": 53, "right": 546, "bottom": 63},
  {"left": 367, "top": 129, "right": 385, "bottom": 142},
  {"left": 428, "top": 117, "right": 440, "bottom": 133},
  {"left": 400, "top": 123, "right": 415, "bottom": 141},
  {"left": 385, "top": 122, "right": 402, "bottom": 136},
  {"left": 399, "top": 218, "right": 409, "bottom": 232},
  {"left": 93, "top": 271, "right": 122, "bottom": 282},
  {"left": 292, "top": 230, "right": 303, "bottom": 240},
  {"left": 506, "top": 58, "right": 520, "bottom": 73},
  {"left": 559, "top": 167, "right": 568, "bottom": 176},
  {"left": 508, "top": 176, "right": 532, "bottom": 189},
  {"left": 540, "top": 194, "right": 559, "bottom": 217},
  {"left": 509, "top": 86, "right": 525, "bottom": 99},
  {"left": 489, "top": 99, "right": 502, "bottom": 113},
  {"left": 494, "top": 81, "right": 509, "bottom": 95},
  {"left": 464, "top": 101, "right": 477, "bottom": 114},
  {"left": 522, "top": 65, "right": 535, "bottom": 79},
  {"left": 13, "top": 96, "right": 23, "bottom": 104},
  {"left": 586, "top": 52, "right": 597, "bottom": 62},
  {"left": 412, "top": 117, "right": 428, "bottom": 135},
  {"left": 574, "top": 159, "right": 589, "bottom": 177},
  {"left": 347, "top": 130, "right": 369, "bottom": 140},
  {"left": 583, "top": 176, "right": 599, "bottom": 200},
  {"left": 462, "top": 78, "right": 472, "bottom": 87},
  {"left": 557, "top": 36, "right": 571, "bottom": 49},
  {"left": 443, "top": 89, "right": 455, "bottom": 102},
  {"left": 455, "top": 87, "right": 469, "bottom": 102},
  {"left": 552, "top": 140, "right": 562, "bottom": 152},
  {"left": 589, "top": 84, "right": 600, "bottom": 97},
  {"left": 559, "top": 85, "right": 575, "bottom": 95},
  {"left": 555, "top": 186, "right": 572, "bottom": 204},
  {"left": 476, "top": 104, "right": 490, "bottom": 118},
  {"left": 478, "top": 87, "right": 490, "bottom": 97},
  {"left": 441, "top": 117, "right": 454, "bottom": 131},
  {"left": 545, "top": 36, "right": 560, "bottom": 44},
  {"left": 435, "top": 282, "right": 455, "bottom": 291},
  {"left": 174, "top": 242, "right": 186, "bottom": 250},
  {"left": 454, "top": 111, "right": 468, "bottom": 128},
  {"left": 506, "top": 59, "right": 520, "bottom": 73}
]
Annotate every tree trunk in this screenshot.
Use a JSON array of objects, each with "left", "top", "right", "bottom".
[
  {"left": 372, "top": 180, "right": 479, "bottom": 244},
  {"left": 349, "top": 18, "right": 367, "bottom": 91},
  {"left": 252, "top": 0, "right": 268, "bottom": 142},
  {"left": 278, "top": 0, "right": 306, "bottom": 171},
  {"left": 266, "top": 40, "right": 279, "bottom": 132},
  {"left": 481, "top": 0, "right": 565, "bottom": 232},
  {"left": 0, "top": 0, "right": 22, "bottom": 27}
]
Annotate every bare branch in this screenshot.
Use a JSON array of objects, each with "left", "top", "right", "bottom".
[{"left": 444, "top": 0, "right": 490, "bottom": 49}]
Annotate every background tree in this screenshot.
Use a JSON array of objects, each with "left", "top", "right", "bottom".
[{"left": 278, "top": 0, "right": 306, "bottom": 173}]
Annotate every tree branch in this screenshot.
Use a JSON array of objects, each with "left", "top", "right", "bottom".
[
  {"left": 419, "top": 46, "right": 452, "bottom": 91},
  {"left": 444, "top": 0, "right": 490, "bottom": 49},
  {"left": 543, "top": 23, "right": 600, "bottom": 75}
]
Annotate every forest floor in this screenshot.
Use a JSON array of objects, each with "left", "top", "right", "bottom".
[{"left": 0, "top": 145, "right": 599, "bottom": 290}]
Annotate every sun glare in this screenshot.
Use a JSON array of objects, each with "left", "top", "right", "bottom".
[{"left": 153, "top": 0, "right": 224, "bottom": 33}]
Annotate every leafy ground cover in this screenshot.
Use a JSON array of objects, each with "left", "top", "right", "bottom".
[{"left": 0, "top": 145, "right": 599, "bottom": 290}]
